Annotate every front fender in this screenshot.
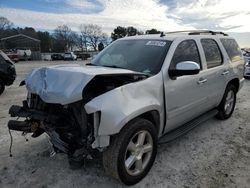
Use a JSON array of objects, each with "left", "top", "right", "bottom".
[{"left": 85, "top": 73, "right": 164, "bottom": 136}]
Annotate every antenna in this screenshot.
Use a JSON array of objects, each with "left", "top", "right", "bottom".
[{"left": 160, "top": 32, "right": 165, "bottom": 37}]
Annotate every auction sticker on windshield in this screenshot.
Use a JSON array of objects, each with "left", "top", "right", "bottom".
[{"left": 146, "top": 41, "right": 166, "bottom": 47}]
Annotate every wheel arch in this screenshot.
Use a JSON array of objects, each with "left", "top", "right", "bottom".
[
  {"left": 136, "top": 110, "right": 160, "bottom": 134},
  {"left": 227, "top": 78, "right": 239, "bottom": 92},
  {"left": 96, "top": 105, "right": 162, "bottom": 136}
]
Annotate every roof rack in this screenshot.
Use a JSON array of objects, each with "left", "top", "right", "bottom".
[{"left": 165, "top": 30, "right": 229, "bottom": 36}]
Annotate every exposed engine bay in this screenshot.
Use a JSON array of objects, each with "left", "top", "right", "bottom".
[{"left": 7, "top": 72, "right": 147, "bottom": 167}]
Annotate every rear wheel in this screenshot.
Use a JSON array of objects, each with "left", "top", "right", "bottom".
[
  {"left": 103, "top": 118, "right": 157, "bottom": 185},
  {"left": 0, "top": 80, "right": 5, "bottom": 95},
  {"left": 216, "top": 84, "right": 236, "bottom": 120}
]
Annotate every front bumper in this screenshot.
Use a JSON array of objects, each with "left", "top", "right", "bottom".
[{"left": 8, "top": 99, "right": 92, "bottom": 155}]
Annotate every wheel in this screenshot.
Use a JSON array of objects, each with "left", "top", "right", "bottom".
[
  {"left": 0, "top": 80, "right": 5, "bottom": 95},
  {"left": 103, "top": 118, "right": 157, "bottom": 185},
  {"left": 216, "top": 84, "right": 236, "bottom": 120}
]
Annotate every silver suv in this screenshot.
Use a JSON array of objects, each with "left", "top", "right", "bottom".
[{"left": 8, "top": 30, "right": 244, "bottom": 185}]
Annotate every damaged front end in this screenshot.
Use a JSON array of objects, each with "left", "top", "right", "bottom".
[
  {"left": 7, "top": 65, "right": 148, "bottom": 168},
  {"left": 8, "top": 94, "right": 95, "bottom": 167}
]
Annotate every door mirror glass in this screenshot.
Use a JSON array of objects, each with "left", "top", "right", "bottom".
[{"left": 169, "top": 61, "right": 200, "bottom": 77}]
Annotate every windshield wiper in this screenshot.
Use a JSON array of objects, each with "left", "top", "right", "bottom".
[
  {"left": 85, "top": 63, "right": 98, "bottom": 66},
  {"left": 85, "top": 63, "right": 126, "bottom": 70},
  {"left": 101, "top": 65, "right": 128, "bottom": 70}
]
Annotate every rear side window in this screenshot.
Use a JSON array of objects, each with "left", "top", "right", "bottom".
[
  {"left": 201, "top": 39, "right": 222, "bottom": 69},
  {"left": 170, "top": 40, "right": 201, "bottom": 69},
  {"left": 220, "top": 39, "right": 242, "bottom": 62}
]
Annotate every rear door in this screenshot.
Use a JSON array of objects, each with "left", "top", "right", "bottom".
[{"left": 198, "top": 38, "right": 227, "bottom": 107}]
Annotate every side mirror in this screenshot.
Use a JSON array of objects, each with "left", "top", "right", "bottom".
[{"left": 169, "top": 61, "right": 200, "bottom": 77}]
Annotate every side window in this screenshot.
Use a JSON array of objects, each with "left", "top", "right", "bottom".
[
  {"left": 220, "top": 39, "right": 242, "bottom": 63},
  {"left": 170, "top": 40, "right": 201, "bottom": 69},
  {"left": 201, "top": 39, "right": 223, "bottom": 69}
]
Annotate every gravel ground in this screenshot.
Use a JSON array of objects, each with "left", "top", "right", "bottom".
[{"left": 0, "top": 61, "right": 249, "bottom": 188}]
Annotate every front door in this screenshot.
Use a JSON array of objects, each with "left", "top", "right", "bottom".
[{"left": 163, "top": 39, "right": 210, "bottom": 133}]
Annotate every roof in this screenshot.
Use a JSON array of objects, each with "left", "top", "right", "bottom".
[{"left": 0, "top": 34, "right": 40, "bottom": 43}]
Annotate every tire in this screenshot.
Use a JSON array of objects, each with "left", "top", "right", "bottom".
[
  {"left": 216, "top": 84, "right": 237, "bottom": 120},
  {"left": 103, "top": 118, "right": 157, "bottom": 185},
  {"left": 0, "top": 80, "right": 5, "bottom": 95}
]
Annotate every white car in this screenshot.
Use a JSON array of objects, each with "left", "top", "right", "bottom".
[
  {"left": 64, "top": 52, "right": 77, "bottom": 61},
  {"left": 17, "top": 49, "right": 32, "bottom": 60},
  {"left": 8, "top": 30, "right": 244, "bottom": 185}
]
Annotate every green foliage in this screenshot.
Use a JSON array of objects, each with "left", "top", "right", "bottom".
[
  {"left": 146, "top": 29, "right": 161, "bottom": 34},
  {"left": 111, "top": 26, "right": 127, "bottom": 41},
  {"left": 37, "top": 31, "right": 52, "bottom": 52},
  {"left": 111, "top": 26, "right": 145, "bottom": 41}
]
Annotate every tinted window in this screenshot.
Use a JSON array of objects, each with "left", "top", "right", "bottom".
[
  {"left": 92, "top": 40, "right": 172, "bottom": 75},
  {"left": 201, "top": 39, "right": 222, "bottom": 69},
  {"left": 170, "top": 40, "right": 201, "bottom": 69},
  {"left": 220, "top": 39, "right": 242, "bottom": 62}
]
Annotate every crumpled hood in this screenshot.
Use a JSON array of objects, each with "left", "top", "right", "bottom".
[{"left": 25, "top": 64, "right": 138, "bottom": 105}]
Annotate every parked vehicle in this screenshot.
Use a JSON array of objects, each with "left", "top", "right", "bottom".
[
  {"left": 7, "top": 31, "right": 244, "bottom": 185},
  {"left": 0, "top": 51, "right": 16, "bottom": 95},
  {"left": 5, "top": 50, "right": 19, "bottom": 63},
  {"left": 17, "top": 49, "right": 32, "bottom": 61},
  {"left": 42, "top": 54, "right": 52, "bottom": 61},
  {"left": 243, "top": 52, "right": 250, "bottom": 79},
  {"left": 74, "top": 52, "right": 91, "bottom": 60},
  {"left": 64, "top": 52, "right": 77, "bottom": 61},
  {"left": 51, "top": 54, "right": 64, "bottom": 61}
]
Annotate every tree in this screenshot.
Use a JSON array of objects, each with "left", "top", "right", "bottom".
[
  {"left": 53, "top": 25, "right": 76, "bottom": 52},
  {"left": 111, "top": 26, "right": 127, "bottom": 41},
  {"left": 79, "top": 24, "right": 107, "bottom": 51},
  {"left": 0, "top": 17, "right": 13, "bottom": 38},
  {"left": 98, "top": 42, "right": 104, "bottom": 51},
  {"left": 68, "top": 31, "right": 79, "bottom": 51},
  {"left": 0, "top": 17, "right": 13, "bottom": 30},
  {"left": 111, "top": 26, "right": 143, "bottom": 41},
  {"left": 79, "top": 24, "right": 89, "bottom": 51},
  {"left": 22, "top": 27, "right": 38, "bottom": 39},
  {"left": 146, "top": 28, "right": 161, "bottom": 34},
  {"left": 37, "top": 31, "right": 52, "bottom": 52},
  {"left": 137, "top": 30, "right": 144, "bottom": 35},
  {"left": 127, "top": 26, "right": 138, "bottom": 36}
]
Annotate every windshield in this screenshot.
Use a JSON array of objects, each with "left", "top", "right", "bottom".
[{"left": 92, "top": 39, "right": 172, "bottom": 75}]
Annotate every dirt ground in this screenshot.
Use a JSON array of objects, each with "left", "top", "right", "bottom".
[{"left": 0, "top": 61, "right": 249, "bottom": 188}]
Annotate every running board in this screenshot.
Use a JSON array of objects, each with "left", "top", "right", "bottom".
[{"left": 158, "top": 109, "right": 218, "bottom": 144}]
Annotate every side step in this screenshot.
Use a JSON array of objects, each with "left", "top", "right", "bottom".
[{"left": 158, "top": 109, "right": 218, "bottom": 144}]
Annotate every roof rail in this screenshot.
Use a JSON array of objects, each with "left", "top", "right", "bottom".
[{"left": 166, "top": 30, "right": 229, "bottom": 36}]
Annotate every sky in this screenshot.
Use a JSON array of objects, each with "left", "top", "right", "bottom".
[{"left": 0, "top": 0, "right": 250, "bottom": 47}]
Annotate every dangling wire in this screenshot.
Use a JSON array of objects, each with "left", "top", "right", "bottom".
[{"left": 8, "top": 128, "right": 13, "bottom": 157}]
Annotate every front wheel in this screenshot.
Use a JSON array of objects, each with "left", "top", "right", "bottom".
[
  {"left": 0, "top": 80, "right": 5, "bottom": 95},
  {"left": 216, "top": 84, "right": 237, "bottom": 120},
  {"left": 103, "top": 118, "right": 157, "bottom": 185}
]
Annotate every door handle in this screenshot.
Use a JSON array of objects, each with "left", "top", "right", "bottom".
[
  {"left": 222, "top": 70, "right": 229, "bottom": 75},
  {"left": 197, "top": 78, "right": 207, "bottom": 84}
]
